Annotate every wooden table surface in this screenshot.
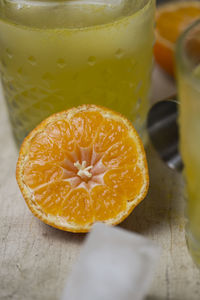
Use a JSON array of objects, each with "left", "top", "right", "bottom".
[{"left": 1, "top": 65, "right": 200, "bottom": 300}]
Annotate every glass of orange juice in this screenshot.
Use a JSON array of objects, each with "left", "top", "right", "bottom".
[
  {"left": 0, "top": 0, "right": 155, "bottom": 145},
  {"left": 176, "top": 19, "right": 200, "bottom": 267}
]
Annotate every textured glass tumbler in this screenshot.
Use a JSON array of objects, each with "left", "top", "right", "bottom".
[
  {"left": 0, "top": 0, "right": 155, "bottom": 145},
  {"left": 176, "top": 19, "right": 200, "bottom": 267}
]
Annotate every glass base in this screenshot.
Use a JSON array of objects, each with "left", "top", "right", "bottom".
[{"left": 186, "top": 230, "right": 200, "bottom": 268}]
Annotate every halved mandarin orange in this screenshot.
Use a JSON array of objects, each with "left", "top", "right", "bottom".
[
  {"left": 16, "top": 105, "right": 149, "bottom": 232},
  {"left": 154, "top": 1, "right": 200, "bottom": 76}
]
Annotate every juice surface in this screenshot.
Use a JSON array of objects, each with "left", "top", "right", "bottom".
[
  {"left": 0, "top": 0, "right": 155, "bottom": 144},
  {"left": 179, "top": 65, "right": 200, "bottom": 264}
]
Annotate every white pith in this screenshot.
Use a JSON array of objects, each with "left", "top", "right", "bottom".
[{"left": 74, "top": 160, "right": 93, "bottom": 179}]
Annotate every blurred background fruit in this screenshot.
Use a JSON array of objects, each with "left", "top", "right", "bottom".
[{"left": 154, "top": 0, "right": 200, "bottom": 76}]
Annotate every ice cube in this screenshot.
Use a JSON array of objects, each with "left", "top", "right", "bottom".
[{"left": 61, "top": 223, "right": 160, "bottom": 300}]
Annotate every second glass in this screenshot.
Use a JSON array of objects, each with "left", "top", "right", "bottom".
[
  {"left": 0, "top": 0, "right": 155, "bottom": 145},
  {"left": 176, "top": 19, "right": 200, "bottom": 267}
]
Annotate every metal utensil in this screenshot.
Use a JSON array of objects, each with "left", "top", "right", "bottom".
[{"left": 147, "top": 99, "right": 183, "bottom": 172}]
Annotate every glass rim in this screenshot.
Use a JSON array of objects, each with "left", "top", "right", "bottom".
[
  {"left": 5, "top": 0, "right": 153, "bottom": 10},
  {"left": 0, "top": 0, "right": 155, "bottom": 30},
  {"left": 176, "top": 18, "right": 200, "bottom": 86}
]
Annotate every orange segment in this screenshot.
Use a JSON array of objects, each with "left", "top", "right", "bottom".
[
  {"left": 29, "top": 131, "right": 63, "bottom": 162},
  {"left": 154, "top": 1, "right": 200, "bottom": 76},
  {"left": 94, "top": 118, "right": 128, "bottom": 153},
  {"left": 71, "top": 111, "right": 103, "bottom": 147},
  {"left": 16, "top": 105, "right": 149, "bottom": 232},
  {"left": 91, "top": 185, "right": 126, "bottom": 222},
  {"left": 34, "top": 181, "right": 71, "bottom": 216},
  {"left": 104, "top": 166, "right": 144, "bottom": 201},
  {"left": 45, "top": 120, "right": 75, "bottom": 152},
  {"left": 29, "top": 120, "right": 75, "bottom": 163},
  {"left": 102, "top": 137, "right": 138, "bottom": 168},
  {"left": 23, "top": 161, "right": 64, "bottom": 189},
  {"left": 62, "top": 188, "right": 94, "bottom": 225}
]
